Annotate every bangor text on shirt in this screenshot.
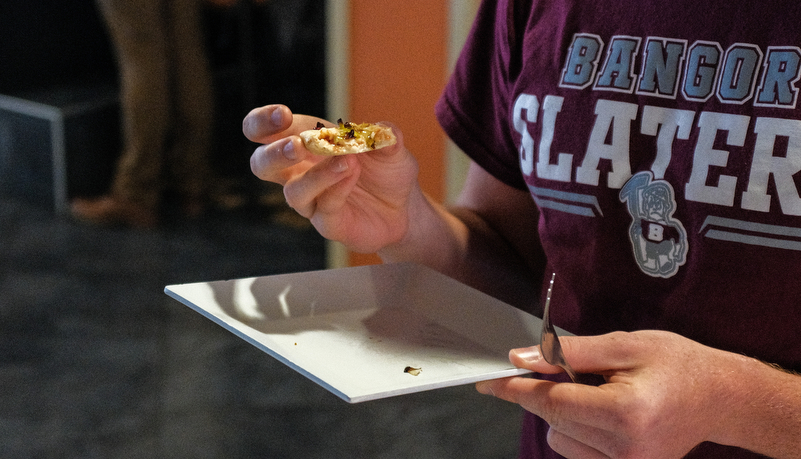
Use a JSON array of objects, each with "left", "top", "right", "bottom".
[{"left": 514, "top": 33, "right": 801, "bottom": 217}]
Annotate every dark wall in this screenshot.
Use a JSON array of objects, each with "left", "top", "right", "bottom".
[
  {"left": 205, "top": 0, "right": 328, "bottom": 117},
  {"left": 0, "top": 0, "right": 117, "bottom": 94}
]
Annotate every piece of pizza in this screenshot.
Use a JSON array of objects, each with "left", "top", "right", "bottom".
[{"left": 299, "top": 119, "right": 397, "bottom": 156}]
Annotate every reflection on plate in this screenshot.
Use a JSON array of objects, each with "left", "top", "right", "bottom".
[{"left": 164, "top": 262, "right": 547, "bottom": 403}]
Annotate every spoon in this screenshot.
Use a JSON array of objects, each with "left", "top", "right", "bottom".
[{"left": 540, "top": 273, "right": 578, "bottom": 383}]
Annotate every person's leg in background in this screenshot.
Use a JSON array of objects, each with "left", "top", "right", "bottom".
[
  {"left": 72, "top": 0, "right": 171, "bottom": 227},
  {"left": 165, "top": 0, "right": 214, "bottom": 218}
]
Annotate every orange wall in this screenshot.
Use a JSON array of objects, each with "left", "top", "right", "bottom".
[{"left": 347, "top": 1, "right": 449, "bottom": 266}]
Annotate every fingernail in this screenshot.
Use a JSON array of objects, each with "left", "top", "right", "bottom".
[
  {"left": 475, "top": 381, "right": 492, "bottom": 395},
  {"left": 513, "top": 347, "right": 542, "bottom": 363},
  {"left": 271, "top": 107, "right": 284, "bottom": 126},
  {"left": 330, "top": 156, "right": 349, "bottom": 173},
  {"left": 282, "top": 139, "right": 296, "bottom": 161}
]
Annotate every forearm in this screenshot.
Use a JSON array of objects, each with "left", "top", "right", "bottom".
[
  {"left": 714, "top": 353, "right": 801, "bottom": 458},
  {"left": 378, "top": 185, "right": 541, "bottom": 310}
]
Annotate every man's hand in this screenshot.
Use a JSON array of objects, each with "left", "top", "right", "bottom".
[
  {"left": 245, "top": 104, "right": 420, "bottom": 253},
  {"left": 477, "top": 330, "right": 801, "bottom": 458}
]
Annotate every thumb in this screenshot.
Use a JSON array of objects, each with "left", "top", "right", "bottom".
[
  {"left": 508, "top": 345, "right": 564, "bottom": 374},
  {"left": 511, "top": 332, "right": 642, "bottom": 376}
]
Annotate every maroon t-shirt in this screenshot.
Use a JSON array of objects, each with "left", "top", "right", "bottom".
[{"left": 436, "top": 0, "right": 801, "bottom": 457}]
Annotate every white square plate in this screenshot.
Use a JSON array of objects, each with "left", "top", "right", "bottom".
[{"left": 164, "top": 262, "right": 548, "bottom": 403}]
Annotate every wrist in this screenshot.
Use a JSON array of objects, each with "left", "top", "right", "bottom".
[
  {"left": 378, "top": 186, "right": 467, "bottom": 272},
  {"left": 710, "top": 352, "right": 801, "bottom": 457}
]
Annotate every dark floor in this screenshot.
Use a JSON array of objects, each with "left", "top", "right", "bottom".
[{"left": 0, "top": 195, "right": 523, "bottom": 458}]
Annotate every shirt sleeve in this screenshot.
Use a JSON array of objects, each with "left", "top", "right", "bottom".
[{"left": 435, "top": 0, "right": 528, "bottom": 191}]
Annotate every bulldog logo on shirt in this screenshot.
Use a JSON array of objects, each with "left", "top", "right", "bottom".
[{"left": 620, "top": 171, "right": 688, "bottom": 278}]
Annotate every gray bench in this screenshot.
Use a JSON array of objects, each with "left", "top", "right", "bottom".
[{"left": 0, "top": 84, "right": 120, "bottom": 214}]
